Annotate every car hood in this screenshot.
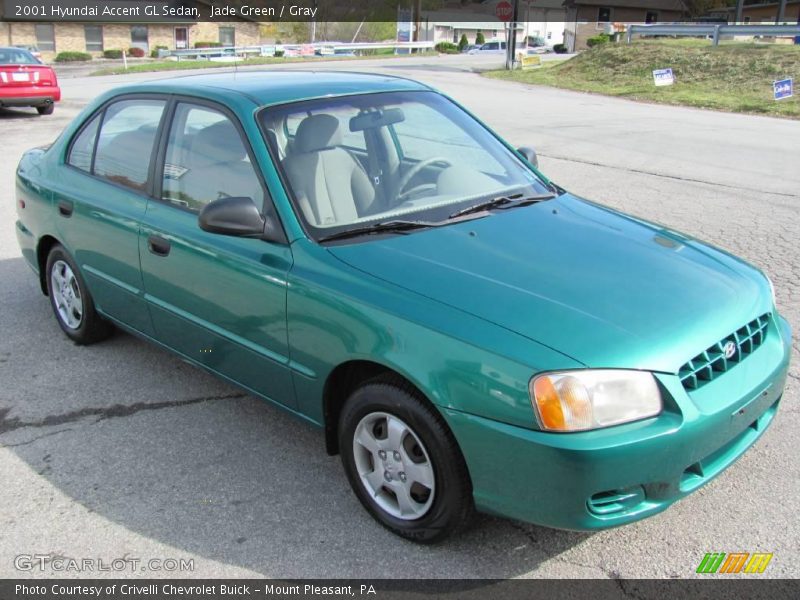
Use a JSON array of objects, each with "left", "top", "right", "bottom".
[{"left": 328, "top": 195, "right": 770, "bottom": 373}]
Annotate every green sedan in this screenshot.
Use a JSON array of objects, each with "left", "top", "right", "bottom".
[{"left": 15, "top": 71, "right": 791, "bottom": 542}]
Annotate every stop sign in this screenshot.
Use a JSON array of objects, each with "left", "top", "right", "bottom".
[{"left": 496, "top": 0, "right": 513, "bottom": 22}]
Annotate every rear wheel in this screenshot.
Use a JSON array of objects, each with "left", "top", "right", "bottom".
[
  {"left": 45, "top": 245, "right": 112, "bottom": 344},
  {"left": 36, "top": 104, "right": 54, "bottom": 116},
  {"left": 339, "top": 378, "right": 473, "bottom": 543}
]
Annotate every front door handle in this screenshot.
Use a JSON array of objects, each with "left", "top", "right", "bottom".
[
  {"left": 147, "top": 235, "right": 171, "bottom": 257},
  {"left": 57, "top": 200, "right": 73, "bottom": 217}
]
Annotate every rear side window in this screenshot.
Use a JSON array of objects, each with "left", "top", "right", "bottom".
[
  {"left": 67, "top": 114, "right": 101, "bottom": 172},
  {"left": 93, "top": 99, "right": 166, "bottom": 192}
]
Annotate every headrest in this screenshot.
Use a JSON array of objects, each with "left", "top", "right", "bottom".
[
  {"left": 294, "top": 114, "right": 342, "bottom": 153},
  {"left": 191, "top": 120, "right": 246, "bottom": 167}
]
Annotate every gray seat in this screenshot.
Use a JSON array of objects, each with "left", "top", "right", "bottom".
[
  {"left": 173, "top": 120, "right": 263, "bottom": 210},
  {"left": 281, "top": 114, "right": 374, "bottom": 227}
]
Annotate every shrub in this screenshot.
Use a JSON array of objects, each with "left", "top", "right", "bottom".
[
  {"left": 274, "top": 50, "right": 285, "bottom": 58},
  {"left": 586, "top": 34, "right": 611, "bottom": 48},
  {"left": 458, "top": 34, "right": 469, "bottom": 52},
  {"left": 127, "top": 47, "right": 145, "bottom": 58},
  {"left": 476, "top": 31, "right": 485, "bottom": 45},
  {"left": 150, "top": 45, "right": 168, "bottom": 58},
  {"left": 194, "top": 41, "right": 222, "bottom": 48},
  {"left": 553, "top": 43, "right": 567, "bottom": 54},
  {"left": 435, "top": 41, "right": 459, "bottom": 54},
  {"left": 102, "top": 49, "right": 123, "bottom": 59},
  {"left": 54, "top": 51, "right": 92, "bottom": 62}
]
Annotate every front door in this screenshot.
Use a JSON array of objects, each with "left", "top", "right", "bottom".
[
  {"left": 138, "top": 100, "right": 295, "bottom": 407},
  {"left": 174, "top": 27, "right": 188, "bottom": 50}
]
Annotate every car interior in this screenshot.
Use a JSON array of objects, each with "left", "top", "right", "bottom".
[{"left": 264, "top": 105, "right": 503, "bottom": 229}]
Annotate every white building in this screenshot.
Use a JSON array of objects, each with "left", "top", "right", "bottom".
[{"left": 420, "top": 1, "right": 566, "bottom": 47}]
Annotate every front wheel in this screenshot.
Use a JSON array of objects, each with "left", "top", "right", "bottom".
[
  {"left": 339, "top": 378, "right": 473, "bottom": 543},
  {"left": 45, "top": 245, "right": 112, "bottom": 344}
]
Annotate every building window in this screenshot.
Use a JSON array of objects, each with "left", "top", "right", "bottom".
[
  {"left": 219, "top": 26, "right": 235, "bottom": 47},
  {"left": 84, "top": 25, "right": 103, "bottom": 52},
  {"left": 645, "top": 12, "right": 658, "bottom": 24},
  {"left": 547, "top": 31, "right": 552, "bottom": 40},
  {"left": 597, "top": 7, "right": 612, "bottom": 23},
  {"left": 130, "top": 25, "right": 149, "bottom": 52},
  {"left": 35, "top": 24, "right": 55, "bottom": 52}
]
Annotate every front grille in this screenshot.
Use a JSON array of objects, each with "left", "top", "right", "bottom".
[{"left": 679, "top": 314, "right": 770, "bottom": 391}]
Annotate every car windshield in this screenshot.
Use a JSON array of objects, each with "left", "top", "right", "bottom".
[
  {"left": 0, "top": 48, "right": 41, "bottom": 65},
  {"left": 259, "top": 90, "right": 553, "bottom": 241}
]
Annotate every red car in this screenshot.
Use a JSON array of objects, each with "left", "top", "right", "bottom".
[{"left": 0, "top": 47, "right": 60, "bottom": 115}]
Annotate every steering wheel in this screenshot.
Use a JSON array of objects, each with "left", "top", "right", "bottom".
[{"left": 396, "top": 157, "right": 453, "bottom": 200}]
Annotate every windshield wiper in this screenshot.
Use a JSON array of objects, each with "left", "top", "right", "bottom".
[
  {"left": 318, "top": 220, "right": 438, "bottom": 243},
  {"left": 448, "top": 193, "right": 555, "bottom": 220}
]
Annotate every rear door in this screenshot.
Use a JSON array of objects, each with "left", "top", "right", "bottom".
[
  {"left": 138, "top": 98, "right": 296, "bottom": 407},
  {"left": 53, "top": 96, "right": 167, "bottom": 335}
]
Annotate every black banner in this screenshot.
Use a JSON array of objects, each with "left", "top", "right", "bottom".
[
  {"left": 5, "top": 1, "right": 501, "bottom": 24},
  {"left": 1, "top": 580, "right": 799, "bottom": 600}
]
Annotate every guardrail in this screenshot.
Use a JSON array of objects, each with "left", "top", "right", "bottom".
[
  {"left": 626, "top": 24, "right": 800, "bottom": 45},
  {"left": 163, "top": 41, "right": 436, "bottom": 61}
]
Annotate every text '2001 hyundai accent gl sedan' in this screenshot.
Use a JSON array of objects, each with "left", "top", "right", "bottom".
[{"left": 15, "top": 71, "right": 791, "bottom": 542}]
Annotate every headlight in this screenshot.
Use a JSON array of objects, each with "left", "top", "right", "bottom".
[{"left": 530, "top": 370, "right": 662, "bottom": 432}]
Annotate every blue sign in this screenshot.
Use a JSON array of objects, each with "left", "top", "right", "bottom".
[
  {"left": 653, "top": 68, "right": 674, "bottom": 87},
  {"left": 774, "top": 78, "right": 793, "bottom": 100}
]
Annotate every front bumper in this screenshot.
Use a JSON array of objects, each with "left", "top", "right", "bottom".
[{"left": 444, "top": 313, "right": 791, "bottom": 530}]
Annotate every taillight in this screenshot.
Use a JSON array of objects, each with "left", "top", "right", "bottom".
[{"left": 0, "top": 72, "right": 7, "bottom": 84}]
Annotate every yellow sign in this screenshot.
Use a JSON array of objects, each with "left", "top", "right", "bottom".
[{"left": 519, "top": 54, "right": 541, "bottom": 70}]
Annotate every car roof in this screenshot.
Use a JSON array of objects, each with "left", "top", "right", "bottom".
[{"left": 111, "top": 70, "right": 433, "bottom": 107}]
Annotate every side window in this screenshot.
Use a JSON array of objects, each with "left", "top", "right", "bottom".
[
  {"left": 94, "top": 99, "right": 166, "bottom": 192},
  {"left": 67, "top": 113, "right": 101, "bottom": 172},
  {"left": 161, "top": 103, "right": 265, "bottom": 212}
]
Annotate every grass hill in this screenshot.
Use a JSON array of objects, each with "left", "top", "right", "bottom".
[{"left": 485, "top": 40, "right": 800, "bottom": 118}]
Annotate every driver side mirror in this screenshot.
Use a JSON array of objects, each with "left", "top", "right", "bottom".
[
  {"left": 198, "top": 196, "right": 266, "bottom": 237},
  {"left": 516, "top": 146, "right": 539, "bottom": 169}
]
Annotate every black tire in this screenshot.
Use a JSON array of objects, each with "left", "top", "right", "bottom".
[
  {"left": 36, "top": 104, "right": 54, "bottom": 116},
  {"left": 45, "top": 244, "right": 112, "bottom": 344},
  {"left": 339, "top": 376, "right": 474, "bottom": 543}
]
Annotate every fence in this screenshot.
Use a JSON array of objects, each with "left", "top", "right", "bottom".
[
  {"left": 162, "top": 41, "right": 436, "bottom": 61},
  {"left": 626, "top": 24, "right": 800, "bottom": 46}
]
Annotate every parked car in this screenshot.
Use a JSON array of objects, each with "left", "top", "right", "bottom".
[
  {"left": 0, "top": 47, "right": 60, "bottom": 115},
  {"left": 12, "top": 44, "right": 43, "bottom": 61},
  {"left": 15, "top": 72, "right": 791, "bottom": 542},
  {"left": 468, "top": 40, "right": 506, "bottom": 54},
  {"left": 461, "top": 44, "right": 480, "bottom": 53}
]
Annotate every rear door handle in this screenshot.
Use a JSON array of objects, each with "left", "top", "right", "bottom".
[
  {"left": 147, "top": 235, "right": 171, "bottom": 257},
  {"left": 57, "top": 200, "right": 73, "bottom": 217}
]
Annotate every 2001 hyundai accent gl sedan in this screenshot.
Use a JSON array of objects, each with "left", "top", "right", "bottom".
[{"left": 15, "top": 72, "right": 791, "bottom": 542}]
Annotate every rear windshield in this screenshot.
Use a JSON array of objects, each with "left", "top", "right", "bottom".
[{"left": 0, "top": 48, "right": 41, "bottom": 65}]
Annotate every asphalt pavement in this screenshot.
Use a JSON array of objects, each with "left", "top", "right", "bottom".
[{"left": 1, "top": 53, "right": 798, "bottom": 579}]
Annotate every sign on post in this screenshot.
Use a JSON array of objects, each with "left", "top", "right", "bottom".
[
  {"left": 774, "top": 78, "right": 793, "bottom": 100},
  {"left": 496, "top": 1, "right": 513, "bottom": 22},
  {"left": 652, "top": 68, "right": 674, "bottom": 86}
]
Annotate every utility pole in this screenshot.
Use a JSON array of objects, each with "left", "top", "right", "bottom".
[
  {"left": 413, "top": 0, "right": 422, "bottom": 50},
  {"left": 506, "top": 0, "right": 520, "bottom": 70},
  {"left": 735, "top": 0, "right": 744, "bottom": 23},
  {"left": 776, "top": 0, "right": 787, "bottom": 24},
  {"left": 310, "top": 0, "right": 317, "bottom": 42}
]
